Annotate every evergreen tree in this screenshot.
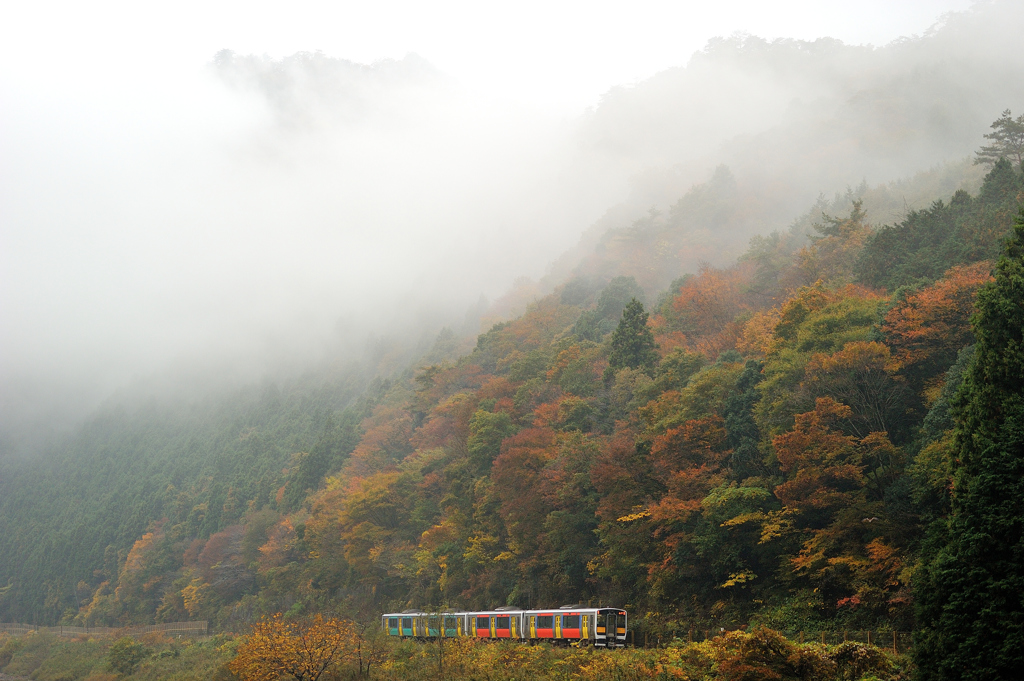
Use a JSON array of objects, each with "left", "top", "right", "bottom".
[
  {"left": 975, "top": 109, "right": 1024, "bottom": 169},
  {"left": 572, "top": 276, "right": 646, "bottom": 342},
  {"left": 914, "top": 211, "right": 1024, "bottom": 680},
  {"left": 607, "top": 298, "right": 658, "bottom": 374},
  {"left": 724, "top": 360, "right": 767, "bottom": 481}
]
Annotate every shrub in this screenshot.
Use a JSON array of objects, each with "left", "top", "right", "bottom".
[
  {"left": 828, "top": 642, "right": 894, "bottom": 681},
  {"left": 0, "top": 635, "right": 22, "bottom": 668},
  {"left": 710, "top": 628, "right": 836, "bottom": 681},
  {"left": 107, "top": 637, "right": 148, "bottom": 676}
]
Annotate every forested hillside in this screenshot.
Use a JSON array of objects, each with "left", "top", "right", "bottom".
[
  {"left": 0, "top": 368, "right": 376, "bottom": 624},
  {"left": 4, "top": 131, "right": 1019, "bottom": 637}
]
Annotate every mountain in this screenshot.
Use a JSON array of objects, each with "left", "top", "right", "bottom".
[{"left": 2, "top": 2, "right": 1024, "bottom": 635}]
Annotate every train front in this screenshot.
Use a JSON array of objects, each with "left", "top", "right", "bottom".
[{"left": 596, "top": 608, "right": 627, "bottom": 647}]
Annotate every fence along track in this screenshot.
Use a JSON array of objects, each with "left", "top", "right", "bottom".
[
  {"left": 637, "top": 629, "right": 913, "bottom": 654},
  {"left": 0, "top": 621, "right": 207, "bottom": 638}
]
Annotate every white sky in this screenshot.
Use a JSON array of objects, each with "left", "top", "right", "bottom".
[{"left": 1, "top": 0, "right": 973, "bottom": 115}]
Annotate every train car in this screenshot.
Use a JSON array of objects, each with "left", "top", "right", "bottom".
[
  {"left": 381, "top": 610, "right": 465, "bottom": 638},
  {"left": 381, "top": 605, "right": 627, "bottom": 647},
  {"left": 522, "top": 606, "right": 626, "bottom": 648},
  {"left": 465, "top": 606, "right": 524, "bottom": 640}
]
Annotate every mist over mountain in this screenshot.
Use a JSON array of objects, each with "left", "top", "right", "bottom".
[
  {"left": 0, "top": 47, "right": 616, "bottom": 456},
  {"left": 4, "top": 3, "right": 1023, "bottom": 465},
  {"left": 543, "top": 2, "right": 1024, "bottom": 290},
  {"left": 4, "top": 10, "right": 1024, "bottom": 678},
  {"left": 210, "top": 50, "right": 446, "bottom": 129}
]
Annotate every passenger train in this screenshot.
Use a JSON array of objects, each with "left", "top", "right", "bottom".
[{"left": 381, "top": 605, "right": 627, "bottom": 647}]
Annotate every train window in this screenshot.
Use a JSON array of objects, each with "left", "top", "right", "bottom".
[
  {"left": 536, "top": 615, "right": 553, "bottom": 629},
  {"left": 402, "top": 618, "right": 412, "bottom": 629},
  {"left": 562, "top": 615, "right": 580, "bottom": 629},
  {"left": 444, "top": 616, "right": 458, "bottom": 628},
  {"left": 388, "top": 618, "right": 398, "bottom": 628},
  {"left": 476, "top": 616, "right": 490, "bottom": 629},
  {"left": 495, "top": 617, "right": 510, "bottom": 629}
]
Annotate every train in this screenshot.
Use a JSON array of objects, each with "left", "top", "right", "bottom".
[{"left": 381, "top": 605, "right": 627, "bottom": 647}]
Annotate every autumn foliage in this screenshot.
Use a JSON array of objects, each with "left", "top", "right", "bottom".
[
  {"left": 28, "top": 134, "right": 1022, "bottom": 662},
  {"left": 229, "top": 614, "right": 360, "bottom": 681}
]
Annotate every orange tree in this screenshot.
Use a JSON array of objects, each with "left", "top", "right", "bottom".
[{"left": 229, "top": 613, "right": 359, "bottom": 681}]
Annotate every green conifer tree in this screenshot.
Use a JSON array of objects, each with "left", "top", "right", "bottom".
[
  {"left": 974, "top": 109, "right": 1024, "bottom": 169},
  {"left": 607, "top": 298, "right": 658, "bottom": 374},
  {"left": 914, "top": 211, "right": 1024, "bottom": 681}
]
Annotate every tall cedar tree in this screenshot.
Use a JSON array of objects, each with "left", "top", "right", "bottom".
[
  {"left": 913, "top": 211, "right": 1024, "bottom": 681},
  {"left": 607, "top": 298, "right": 658, "bottom": 373}
]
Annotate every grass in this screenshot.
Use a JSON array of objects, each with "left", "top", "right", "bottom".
[
  {"left": 0, "top": 632, "right": 235, "bottom": 681},
  {"left": 0, "top": 627, "right": 908, "bottom": 681}
]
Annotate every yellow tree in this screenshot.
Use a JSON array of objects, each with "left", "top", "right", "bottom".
[{"left": 229, "top": 613, "right": 359, "bottom": 681}]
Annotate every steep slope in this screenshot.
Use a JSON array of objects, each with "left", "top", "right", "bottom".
[
  {"left": 24, "top": 152, "right": 1018, "bottom": 633},
  {"left": 4, "top": 3, "right": 1024, "bottom": 631}
]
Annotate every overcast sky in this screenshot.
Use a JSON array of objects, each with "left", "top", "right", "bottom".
[{"left": 2, "top": 0, "right": 972, "bottom": 114}]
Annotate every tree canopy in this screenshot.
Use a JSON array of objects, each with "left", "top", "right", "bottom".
[
  {"left": 1, "top": 124, "right": 1022, "bottom": 656},
  {"left": 913, "top": 211, "right": 1024, "bottom": 681}
]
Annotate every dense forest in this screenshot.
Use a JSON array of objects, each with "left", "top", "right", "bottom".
[{"left": 2, "top": 118, "right": 1021, "bottom": 656}]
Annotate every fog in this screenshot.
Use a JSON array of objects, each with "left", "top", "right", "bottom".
[
  {"left": 2, "top": 0, "right": 1022, "bottom": 456},
  {"left": 0, "top": 51, "right": 624, "bottom": 450},
  {"left": 539, "top": 2, "right": 1024, "bottom": 289}
]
